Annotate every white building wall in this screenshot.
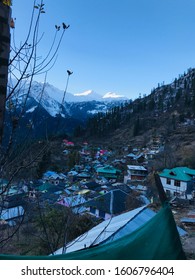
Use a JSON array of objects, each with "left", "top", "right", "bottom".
[
  {"left": 124, "top": 175, "right": 130, "bottom": 184},
  {"left": 105, "top": 213, "right": 112, "bottom": 220},
  {"left": 160, "top": 177, "right": 187, "bottom": 196}
]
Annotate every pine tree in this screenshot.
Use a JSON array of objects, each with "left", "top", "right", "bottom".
[{"left": 133, "top": 117, "right": 140, "bottom": 136}]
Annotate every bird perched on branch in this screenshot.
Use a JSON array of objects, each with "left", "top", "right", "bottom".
[
  {"left": 55, "top": 25, "right": 60, "bottom": 31},
  {"left": 10, "top": 18, "right": 15, "bottom": 29},
  {"left": 62, "top": 22, "right": 70, "bottom": 30},
  {"left": 67, "top": 70, "right": 73, "bottom": 76}
]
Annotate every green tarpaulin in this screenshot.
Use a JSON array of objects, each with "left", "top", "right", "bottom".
[{"left": 0, "top": 204, "right": 186, "bottom": 260}]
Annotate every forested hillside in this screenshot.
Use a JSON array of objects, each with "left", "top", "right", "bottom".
[{"left": 82, "top": 67, "right": 195, "bottom": 139}]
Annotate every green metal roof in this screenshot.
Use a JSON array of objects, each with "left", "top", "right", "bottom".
[
  {"left": 96, "top": 165, "right": 121, "bottom": 174},
  {"left": 159, "top": 167, "right": 195, "bottom": 182},
  {"left": 37, "top": 182, "right": 53, "bottom": 192}
]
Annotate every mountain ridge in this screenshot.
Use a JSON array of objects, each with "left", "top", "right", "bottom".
[
  {"left": 29, "top": 81, "right": 129, "bottom": 104},
  {"left": 9, "top": 80, "right": 129, "bottom": 118},
  {"left": 7, "top": 67, "right": 195, "bottom": 154},
  {"left": 4, "top": 80, "right": 128, "bottom": 144}
]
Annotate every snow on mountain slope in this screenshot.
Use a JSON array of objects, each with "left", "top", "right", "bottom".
[
  {"left": 73, "top": 90, "right": 102, "bottom": 102},
  {"left": 102, "top": 92, "right": 126, "bottom": 100},
  {"left": 28, "top": 82, "right": 129, "bottom": 103},
  {"left": 10, "top": 80, "right": 129, "bottom": 118},
  {"left": 27, "top": 82, "right": 65, "bottom": 117}
]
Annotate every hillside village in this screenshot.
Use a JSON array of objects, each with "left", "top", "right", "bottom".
[
  {"left": 0, "top": 133, "right": 195, "bottom": 258},
  {"left": 1, "top": 65, "right": 195, "bottom": 258},
  {"left": 2, "top": 0, "right": 195, "bottom": 262}
]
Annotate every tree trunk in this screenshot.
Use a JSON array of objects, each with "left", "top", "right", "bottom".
[{"left": 0, "top": 3, "right": 10, "bottom": 144}]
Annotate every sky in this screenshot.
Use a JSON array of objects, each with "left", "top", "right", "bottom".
[{"left": 11, "top": 0, "right": 195, "bottom": 100}]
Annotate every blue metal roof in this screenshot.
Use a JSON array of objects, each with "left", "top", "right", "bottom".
[
  {"left": 53, "top": 205, "right": 186, "bottom": 256},
  {"left": 181, "top": 217, "right": 195, "bottom": 223},
  {"left": 103, "top": 208, "right": 156, "bottom": 244}
]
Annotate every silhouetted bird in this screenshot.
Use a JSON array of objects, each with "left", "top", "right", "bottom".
[
  {"left": 55, "top": 25, "right": 60, "bottom": 31},
  {"left": 62, "top": 22, "right": 70, "bottom": 30},
  {"left": 67, "top": 70, "right": 73, "bottom": 76},
  {"left": 10, "top": 18, "right": 15, "bottom": 29}
]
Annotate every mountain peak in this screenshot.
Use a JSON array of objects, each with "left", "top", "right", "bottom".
[
  {"left": 72, "top": 90, "right": 102, "bottom": 102},
  {"left": 102, "top": 92, "right": 127, "bottom": 100},
  {"left": 74, "top": 90, "right": 94, "bottom": 96}
]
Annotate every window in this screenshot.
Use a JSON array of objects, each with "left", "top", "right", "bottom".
[
  {"left": 174, "top": 180, "right": 180, "bottom": 187},
  {"left": 99, "top": 210, "right": 105, "bottom": 219},
  {"left": 174, "top": 191, "right": 180, "bottom": 196},
  {"left": 90, "top": 207, "right": 96, "bottom": 214},
  {"left": 166, "top": 178, "right": 171, "bottom": 185},
  {"left": 166, "top": 190, "right": 171, "bottom": 197}
]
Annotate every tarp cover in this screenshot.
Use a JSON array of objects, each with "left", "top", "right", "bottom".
[{"left": 0, "top": 204, "right": 186, "bottom": 260}]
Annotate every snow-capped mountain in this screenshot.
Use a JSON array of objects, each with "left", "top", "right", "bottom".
[
  {"left": 73, "top": 90, "right": 103, "bottom": 102},
  {"left": 4, "top": 80, "right": 129, "bottom": 142},
  {"left": 102, "top": 92, "right": 127, "bottom": 100},
  {"left": 22, "top": 82, "right": 128, "bottom": 103},
  {"left": 72, "top": 90, "right": 127, "bottom": 102},
  {"left": 40, "top": 83, "right": 128, "bottom": 103},
  {"left": 10, "top": 80, "right": 129, "bottom": 118}
]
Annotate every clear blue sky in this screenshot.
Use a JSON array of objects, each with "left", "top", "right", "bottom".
[{"left": 12, "top": 0, "right": 195, "bottom": 100}]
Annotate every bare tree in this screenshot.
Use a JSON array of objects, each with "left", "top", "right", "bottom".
[
  {"left": 1, "top": 0, "right": 70, "bottom": 176},
  {"left": 0, "top": 0, "right": 71, "bottom": 252}
]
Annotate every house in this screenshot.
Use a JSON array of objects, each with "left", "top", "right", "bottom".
[
  {"left": 0, "top": 206, "right": 24, "bottom": 226},
  {"left": 150, "top": 135, "right": 164, "bottom": 152},
  {"left": 0, "top": 183, "right": 26, "bottom": 197},
  {"left": 29, "top": 182, "right": 63, "bottom": 202},
  {"left": 0, "top": 182, "right": 27, "bottom": 208},
  {"left": 0, "top": 193, "right": 26, "bottom": 208},
  {"left": 159, "top": 167, "right": 195, "bottom": 199},
  {"left": 67, "top": 170, "right": 78, "bottom": 177},
  {"left": 37, "top": 182, "right": 56, "bottom": 193},
  {"left": 96, "top": 165, "right": 122, "bottom": 180},
  {"left": 130, "top": 184, "right": 147, "bottom": 194},
  {"left": 30, "top": 183, "right": 62, "bottom": 205},
  {"left": 77, "top": 172, "right": 91, "bottom": 180},
  {"left": 112, "top": 159, "right": 126, "bottom": 166},
  {"left": 111, "top": 182, "right": 132, "bottom": 193},
  {"left": 124, "top": 165, "right": 147, "bottom": 183},
  {"left": 63, "top": 139, "right": 75, "bottom": 147},
  {"left": 126, "top": 153, "right": 136, "bottom": 160},
  {"left": 126, "top": 153, "right": 146, "bottom": 164},
  {"left": 43, "top": 171, "right": 66, "bottom": 185},
  {"left": 85, "top": 189, "right": 131, "bottom": 220},
  {"left": 52, "top": 205, "right": 153, "bottom": 254},
  {"left": 95, "top": 177, "right": 109, "bottom": 185},
  {"left": 52, "top": 204, "right": 187, "bottom": 256},
  {"left": 57, "top": 195, "right": 87, "bottom": 214}
]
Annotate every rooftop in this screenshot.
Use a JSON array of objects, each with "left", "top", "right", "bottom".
[
  {"left": 159, "top": 167, "right": 195, "bottom": 182},
  {"left": 127, "top": 165, "right": 147, "bottom": 171}
]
